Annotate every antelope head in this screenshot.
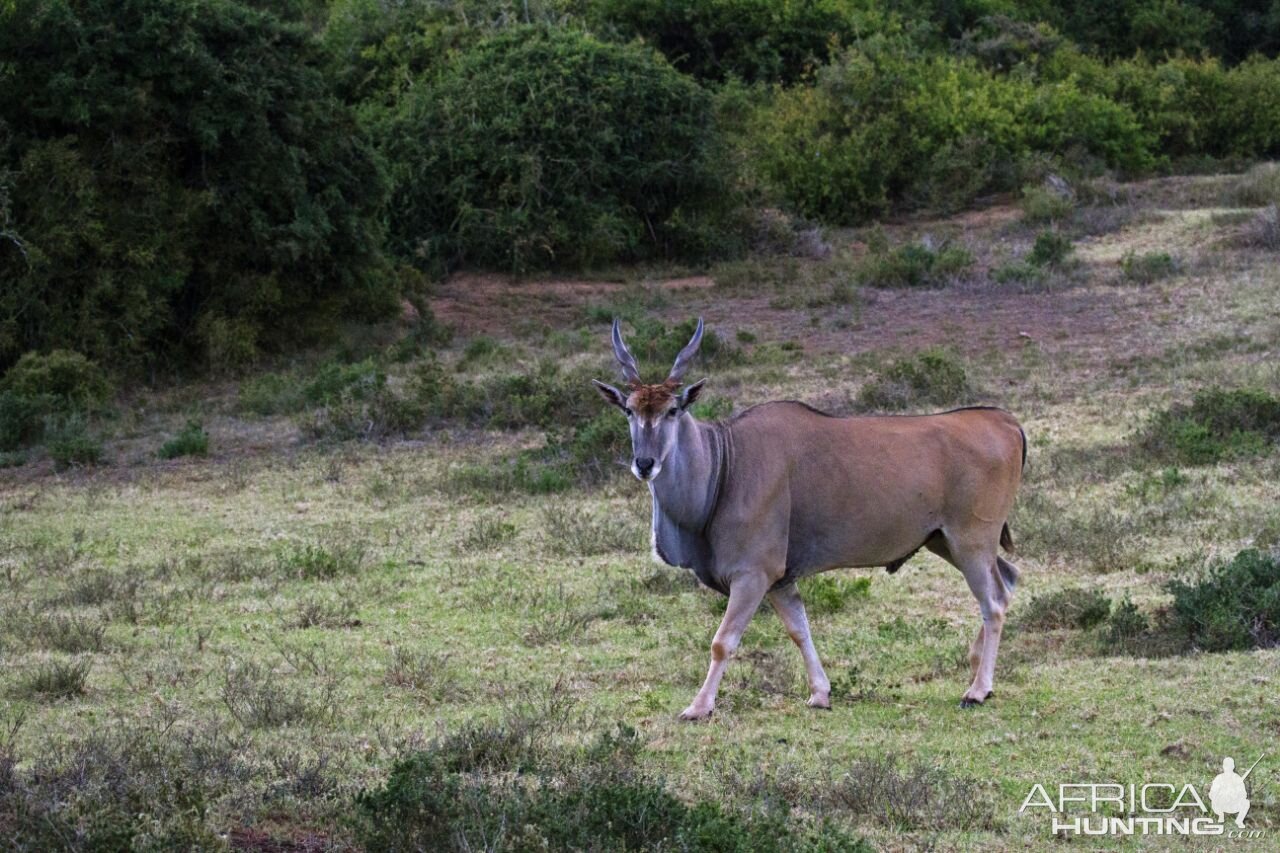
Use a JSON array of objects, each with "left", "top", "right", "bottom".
[{"left": 592, "top": 319, "right": 707, "bottom": 481}]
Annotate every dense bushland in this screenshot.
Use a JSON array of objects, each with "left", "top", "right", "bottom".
[
  {"left": 0, "top": 0, "right": 397, "bottom": 374},
  {"left": 8, "top": 0, "right": 1280, "bottom": 384},
  {"left": 383, "top": 26, "right": 739, "bottom": 273}
]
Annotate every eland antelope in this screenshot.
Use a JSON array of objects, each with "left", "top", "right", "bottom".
[{"left": 593, "top": 319, "right": 1026, "bottom": 720}]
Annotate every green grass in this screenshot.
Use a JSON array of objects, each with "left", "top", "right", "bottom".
[{"left": 3, "top": 169, "right": 1279, "bottom": 849}]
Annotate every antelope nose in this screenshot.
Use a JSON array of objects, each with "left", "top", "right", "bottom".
[{"left": 635, "top": 457, "right": 655, "bottom": 477}]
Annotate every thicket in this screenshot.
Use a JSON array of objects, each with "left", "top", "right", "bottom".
[
  {"left": 382, "top": 26, "right": 739, "bottom": 273},
  {"left": 0, "top": 0, "right": 397, "bottom": 375},
  {"left": 8, "top": 0, "right": 1280, "bottom": 384}
]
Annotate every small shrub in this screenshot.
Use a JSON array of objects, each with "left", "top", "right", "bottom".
[
  {"left": 1106, "top": 598, "right": 1150, "bottom": 646},
  {"left": 1239, "top": 203, "right": 1280, "bottom": 249},
  {"left": 1021, "top": 183, "right": 1074, "bottom": 223},
  {"left": 801, "top": 575, "right": 871, "bottom": 616},
  {"left": 290, "top": 596, "right": 359, "bottom": 630},
  {"left": 991, "top": 260, "right": 1045, "bottom": 287},
  {"left": 1168, "top": 549, "right": 1280, "bottom": 651},
  {"left": 44, "top": 415, "right": 103, "bottom": 469},
  {"left": 1120, "top": 251, "right": 1179, "bottom": 284},
  {"left": 1142, "top": 388, "right": 1280, "bottom": 464},
  {"left": 829, "top": 754, "right": 996, "bottom": 831},
  {"left": 1230, "top": 162, "right": 1280, "bottom": 207},
  {"left": 458, "top": 517, "right": 518, "bottom": 552},
  {"left": 0, "top": 350, "right": 112, "bottom": 411},
  {"left": 857, "top": 233, "right": 974, "bottom": 289},
  {"left": 1018, "top": 588, "right": 1112, "bottom": 631},
  {"left": 275, "top": 539, "right": 370, "bottom": 580},
  {"left": 858, "top": 350, "right": 971, "bottom": 412},
  {"left": 26, "top": 613, "right": 107, "bottom": 653},
  {"left": 1026, "top": 230, "right": 1074, "bottom": 267},
  {"left": 221, "top": 661, "right": 329, "bottom": 728},
  {"left": 384, "top": 647, "right": 456, "bottom": 699},
  {"left": 13, "top": 658, "right": 91, "bottom": 701},
  {"left": 521, "top": 600, "right": 598, "bottom": 647},
  {"left": 158, "top": 419, "right": 209, "bottom": 459}
]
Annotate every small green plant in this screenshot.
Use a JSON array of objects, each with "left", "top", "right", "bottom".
[
  {"left": 158, "top": 419, "right": 209, "bottom": 459},
  {"left": 858, "top": 350, "right": 971, "bottom": 411},
  {"left": 828, "top": 754, "right": 996, "bottom": 830},
  {"left": 1120, "top": 251, "right": 1178, "bottom": 284},
  {"left": 459, "top": 516, "right": 518, "bottom": 552},
  {"left": 1027, "top": 230, "right": 1073, "bottom": 267},
  {"left": 1142, "top": 388, "right": 1280, "bottom": 464},
  {"left": 221, "top": 661, "right": 330, "bottom": 728},
  {"left": 13, "top": 659, "right": 92, "bottom": 701},
  {"left": 26, "top": 613, "right": 107, "bottom": 653},
  {"left": 44, "top": 415, "right": 103, "bottom": 469},
  {"left": 289, "top": 596, "right": 359, "bottom": 630},
  {"left": 1168, "top": 549, "right": 1280, "bottom": 652},
  {"left": 1019, "top": 588, "right": 1113, "bottom": 631},
  {"left": 384, "top": 647, "right": 456, "bottom": 699},
  {"left": 1106, "top": 598, "right": 1150, "bottom": 646},
  {"left": 800, "top": 575, "right": 872, "bottom": 616},
  {"left": 1020, "top": 183, "right": 1074, "bottom": 224},
  {"left": 275, "top": 540, "right": 369, "bottom": 580},
  {"left": 856, "top": 232, "right": 973, "bottom": 289}
]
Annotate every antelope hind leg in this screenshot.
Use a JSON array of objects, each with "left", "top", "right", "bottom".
[
  {"left": 768, "top": 583, "right": 831, "bottom": 709},
  {"left": 942, "top": 536, "right": 1015, "bottom": 708}
]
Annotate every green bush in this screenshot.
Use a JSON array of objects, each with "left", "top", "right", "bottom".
[
  {"left": 158, "top": 420, "right": 209, "bottom": 460},
  {"left": 385, "top": 26, "right": 740, "bottom": 273},
  {"left": 1168, "top": 549, "right": 1280, "bottom": 652},
  {"left": 1021, "top": 185, "right": 1074, "bottom": 223},
  {"left": 1120, "top": 251, "right": 1178, "bottom": 284},
  {"left": 44, "top": 415, "right": 103, "bottom": 469},
  {"left": 0, "top": 350, "right": 111, "bottom": 410},
  {"left": 354, "top": 725, "right": 871, "bottom": 853},
  {"left": 0, "top": 350, "right": 111, "bottom": 451},
  {"left": 856, "top": 233, "right": 974, "bottom": 289},
  {"left": 586, "top": 0, "right": 865, "bottom": 84},
  {"left": 1106, "top": 598, "right": 1150, "bottom": 647},
  {"left": 1026, "top": 230, "right": 1074, "bottom": 268},
  {"left": 1019, "top": 588, "right": 1112, "bottom": 631},
  {"left": 1142, "top": 388, "right": 1280, "bottom": 464},
  {"left": 749, "top": 40, "right": 1153, "bottom": 225},
  {"left": 0, "top": 0, "right": 395, "bottom": 373},
  {"left": 858, "top": 350, "right": 972, "bottom": 412}
]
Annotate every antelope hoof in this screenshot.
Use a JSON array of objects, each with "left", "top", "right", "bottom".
[
  {"left": 959, "top": 690, "right": 994, "bottom": 709},
  {"left": 806, "top": 692, "right": 832, "bottom": 710},
  {"left": 678, "top": 703, "right": 714, "bottom": 721}
]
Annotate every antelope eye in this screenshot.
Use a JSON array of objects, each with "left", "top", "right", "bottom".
[
  {"left": 622, "top": 407, "right": 634, "bottom": 418},
  {"left": 667, "top": 408, "right": 680, "bottom": 418}
]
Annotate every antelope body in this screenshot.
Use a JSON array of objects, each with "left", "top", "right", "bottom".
[{"left": 594, "top": 320, "right": 1026, "bottom": 720}]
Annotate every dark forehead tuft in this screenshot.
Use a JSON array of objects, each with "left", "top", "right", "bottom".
[{"left": 628, "top": 381, "right": 679, "bottom": 416}]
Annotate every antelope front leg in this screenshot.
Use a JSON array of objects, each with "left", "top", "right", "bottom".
[
  {"left": 680, "top": 573, "right": 769, "bottom": 721},
  {"left": 768, "top": 583, "right": 831, "bottom": 709}
]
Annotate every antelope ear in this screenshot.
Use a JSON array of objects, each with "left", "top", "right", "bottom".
[
  {"left": 678, "top": 379, "right": 707, "bottom": 410},
  {"left": 592, "top": 379, "right": 628, "bottom": 411}
]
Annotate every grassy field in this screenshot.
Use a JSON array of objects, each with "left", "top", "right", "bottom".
[{"left": 2, "top": 170, "right": 1279, "bottom": 850}]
